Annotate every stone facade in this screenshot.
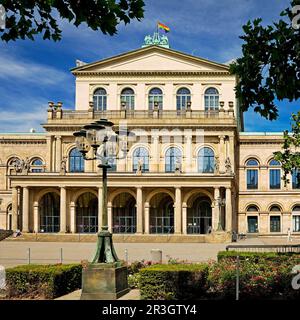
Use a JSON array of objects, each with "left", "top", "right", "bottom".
[{"left": 0, "top": 43, "right": 298, "bottom": 240}]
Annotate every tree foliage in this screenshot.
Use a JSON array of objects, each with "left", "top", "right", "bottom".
[
  {"left": 274, "top": 112, "right": 300, "bottom": 185},
  {"left": 230, "top": 0, "right": 300, "bottom": 120},
  {"left": 0, "top": 0, "right": 145, "bottom": 41}
]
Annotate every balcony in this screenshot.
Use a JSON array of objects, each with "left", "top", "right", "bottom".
[{"left": 45, "top": 105, "right": 237, "bottom": 128}]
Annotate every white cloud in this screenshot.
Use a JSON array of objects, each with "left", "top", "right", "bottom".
[{"left": 0, "top": 51, "right": 70, "bottom": 85}]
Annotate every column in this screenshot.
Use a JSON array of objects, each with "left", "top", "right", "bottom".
[
  {"left": 55, "top": 136, "right": 62, "bottom": 172},
  {"left": 33, "top": 201, "right": 39, "bottom": 233},
  {"left": 229, "top": 135, "right": 235, "bottom": 172},
  {"left": 136, "top": 187, "right": 143, "bottom": 234},
  {"left": 182, "top": 202, "right": 188, "bottom": 235},
  {"left": 144, "top": 202, "right": 150, "bottom": 234},
  {"left": 22, "top": 187, "right": 29, "bottom": 232},
  {"left": 46, "top": 136, "right": 52, "bottom": 172},
  {"left": 60, "top": 187, "right": 67, "bottom": 233},
  {"left": 70, "top": 202, "right": 76, "bottom": 233},
  {"left": 184, "top": 132, "right": 192, "bottom": 173},
  {"left": 225, "top": 187, "right": 232, "bottom": 232},
  {"left": 12, "top": 187, "right": 18, "bottom": 231},
  {"left": 98, "top": 187, "right": 103, "bottom": 231},
  {"left": 107, "top": 203, "right": 112, "bottom": 233},
  {"left": 175, "top": 187, "right": 182, "bottom": 234},
  {"left": 219, "top": 135, "right": 226, "bottom": 173},
  {"left": 212, "top": 187, "right": 220, "bottom": 231},
  {"left": 151, "top": 133, "right": 160, "bottom": 172}
]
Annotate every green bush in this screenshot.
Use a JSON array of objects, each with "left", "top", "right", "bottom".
[
  {"left": 208, "top": 258, "right": 300, "bottom": 300},
  {"left": 218, "top": 251, "right": 300, "bottom": 264},
  {"left": 6, "top": 264, "right": 82, "bottom": 299},
  {"left": 139, "top": 264, "right": 208, "bottom": 300}
]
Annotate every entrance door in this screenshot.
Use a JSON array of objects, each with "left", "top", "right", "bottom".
[{"left": 247, "top": 216, "right": 258, "bottom": 233}]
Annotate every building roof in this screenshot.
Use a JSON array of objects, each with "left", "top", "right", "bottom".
[{"left": 71, "top": 45, "right": 230, "bottom": 73}]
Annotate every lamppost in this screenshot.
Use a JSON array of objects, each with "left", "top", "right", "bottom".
[
  {"left": 216, "top": 196, "right": 226, "bottom": 231},
  {"left": 73, "top": 118, "right": 133, "bottom": 299}
]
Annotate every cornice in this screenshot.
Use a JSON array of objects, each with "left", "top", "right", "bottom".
[{"left": 73, "top": 71, "right": 231, "bottom": 77}]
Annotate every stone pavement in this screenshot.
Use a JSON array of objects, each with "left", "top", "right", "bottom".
[
  {"left": 0, "top": 236, "right": 299, "bottom": 268},
  {"left": 55, "top": 289, "right": 140, "bottom": 300}
]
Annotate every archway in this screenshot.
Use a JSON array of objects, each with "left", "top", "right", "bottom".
[
  {"left": 149, "top": 193, "right": 174, "bottom": 234},
  {"left": 39, "top": 192, "right": 60, "bottom": 233},
  {"left": 112, "top": 193, "right": 136, "bottom": 233},
  {"left": 76, "top": 192, "right": 98, "bottom": 233},
  {"left": 187, "top": 196, "right": 212, "bottom": 234}
]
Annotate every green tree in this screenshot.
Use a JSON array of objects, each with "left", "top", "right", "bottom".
[
  {"left": 0, "top": 0, "right": 144, "bottom": 41},
  {"left": 274, "top": 112, "right": 300, "bottom": 186},
  {"left": 230, "top": 0, "right": 300, "bottom": 120}
]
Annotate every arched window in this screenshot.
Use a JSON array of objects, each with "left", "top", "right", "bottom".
[
  {"left": 93, "top": 88, "right": 107, "bottom": 111},
  {"left": 269, "top": 159, "right": 281, "bottom": 189},
  {"left": 76, "top": 192, "right": 98, "bottom": 233},
  {"left": 292, "top": 168, "right": 300, "bottom": 189},
  {"left": 247, "top": 205, "right": 259, "bottom": 233},
  {"left": 269, "top": 205, "right": 281, "bottom": 232},
  {"left": 31, "top": 158, "right": 44, "bottom": 173},
  {"left": 247, "top": 205, "right": 259, "bottom": 212},
  {"left": 176, "top": 87, "right": 191, "bottom": 110},
  {"left": 293, "top": 206, "right": 300, "bottom": 232},
  {"left": 198, "top": 147, "right": 215, "bottom": 173},
  {"left": 148, "top": 88, "right": 163, "bottom": 110},
  {"left": 165, "top": 147, "right": 181, "bottom": 173},
  {"left": 246, "top": 158, "right": 259, "bottom": 189},
  {"left": 39, "top": 192, "right": 60, "bottom": 233},
  {"left": 132, "top": 147, "right": 149, "bottom": 172},
  {"left": 120, "top": 88, "right": 135, "bottom": 110},
  {"left": 69, "top": 148, "right": 84, "bottom": 172},
  {"left": 204, "top": 87, "right": 219, "bottom": 111}
]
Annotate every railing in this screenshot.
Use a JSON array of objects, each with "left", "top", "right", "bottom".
[
  {"left": 226, "top": 244, "right": 300, "bottom": 253},
  {"left": 50, "top": 109, "right": 235, "bottom": 120}
]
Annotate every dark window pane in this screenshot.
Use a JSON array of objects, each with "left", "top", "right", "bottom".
[
  {"left": 69, "top": 148, "right": 85, "bottom": 172},
  {"left": 270, "top": 216, "right": 281, "bottom": 232},
  {"left": 247, "top": 169, "right": 258, "bottom": 189},
  {"left": 270, "top": 169, "right": 281, "bottom": 189}
]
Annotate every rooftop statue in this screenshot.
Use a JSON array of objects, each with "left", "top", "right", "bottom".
[{"left": 142, "top": 32, "right": 170, "bottom": 48}]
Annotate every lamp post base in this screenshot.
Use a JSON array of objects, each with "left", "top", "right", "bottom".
[
  {"left": 81, "top": 263, "right": 129, "bottom": 300},
  {"left": 92, "top": 230, "right": 119, "bottom": 264}
]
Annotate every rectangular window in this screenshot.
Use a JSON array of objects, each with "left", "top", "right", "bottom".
[
  {"left": 270, "top": 169, "right": 281, "bottom": 189},
  {"left": 293, "top": 216, "right": 300, "bottom": 232},
  {"left": 292, "top": 169, "right": 300, "bottom": 189},
  {"left": 247, "top": 169, "right": 258, "bottom": 189},
  {"left": 270, "top": 216, "right": 281, "bottom": 232}
]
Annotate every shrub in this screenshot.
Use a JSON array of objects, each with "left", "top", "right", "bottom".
[
  {"left": 139, "top": 264, "right": 209, "bottom": 300},
  {"left": 207, "top": 258, "right": 300, "bottom": 300},
  {"left": 218, "top": 251, "right": 300, "bottom": 264},
  {"left": 6, "top": 264, "right": 82, "bottom": 299}
]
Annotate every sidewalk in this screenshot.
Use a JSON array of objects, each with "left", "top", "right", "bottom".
[{"left": 55, "top": 289, "right": 140, "bottom": 300}]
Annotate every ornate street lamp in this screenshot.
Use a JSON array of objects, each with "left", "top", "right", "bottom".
[
  {"left": 73, "top": 119, "right": 134, "bottom": 299},
  {"left": 216, "top": 196, "right": 226, "bottom": 232}
]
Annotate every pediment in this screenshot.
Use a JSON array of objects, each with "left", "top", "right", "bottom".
[{"left": 72, "top": 46, "right": 229, "bottom": 74}]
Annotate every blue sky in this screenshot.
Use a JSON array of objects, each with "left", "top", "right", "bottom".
[{"left": 0, "top": 0, "right": 298, "bottom": 132}]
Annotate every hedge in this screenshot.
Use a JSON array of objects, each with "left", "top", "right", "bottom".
[
  {"left": 218, "top": 251, "right": 300, "bottom": 264},
  {"left": 208, "top": 258, "right": 300, "bottom": 300},
  {"left": 6, "top": 264, "right": 82, "bottom": 299},
  {"left": 138, "top": 264, "right": 208, "bottom": 300}
]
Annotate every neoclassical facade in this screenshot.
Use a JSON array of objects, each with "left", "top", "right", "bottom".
[{"left": 0, "top": 35, "right": 299, "bottom": 241}]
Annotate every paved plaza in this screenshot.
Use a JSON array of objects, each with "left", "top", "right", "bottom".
[{"left": 1, "top": 237, "right": 299, "bottom": 268}]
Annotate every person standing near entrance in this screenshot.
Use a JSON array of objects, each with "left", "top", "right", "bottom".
[{"left": 287, "top": 227, "right": 292, "bottom": 242}]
